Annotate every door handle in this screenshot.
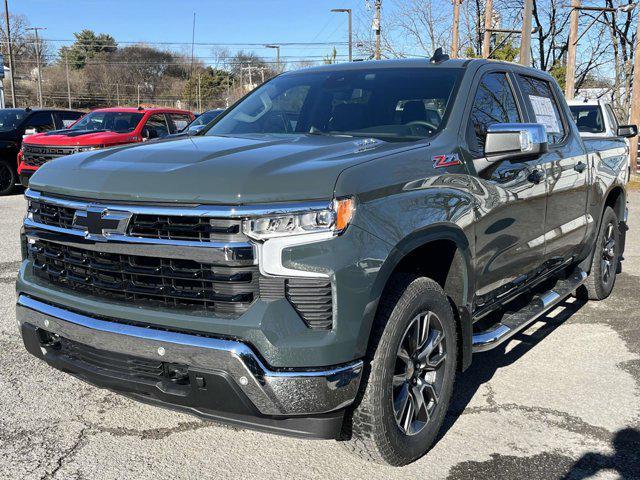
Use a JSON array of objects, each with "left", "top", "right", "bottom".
[
  {"left": 574, "top": 161, "right": 587, "bottom": 173},
  {"left": 527, "top": 169, "right": 545, "bottom": 184}
]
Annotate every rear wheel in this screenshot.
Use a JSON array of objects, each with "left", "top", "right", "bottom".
[
  {"left": 342, "top": 275, "right": 457, "bottom": 465},
  {"left": 582, "top": 207, "right": 620, "bottom": 300},
  {"left": 0, "top": 161, "right": 17, "bottom": 196}
]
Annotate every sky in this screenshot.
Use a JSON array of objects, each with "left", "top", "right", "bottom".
[{"left": 11, "top": 0, "right": 384, "bottom": 67}]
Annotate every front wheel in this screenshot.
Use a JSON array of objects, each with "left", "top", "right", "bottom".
[
  {"left": 342, "top": 275, "right": 457, "bottom": 466},
  {"left": 0, "top": 161, "right": 17, "bottom": 196},
  {"left": 582, "top": 206, "right": 620, "bottom": 300}
]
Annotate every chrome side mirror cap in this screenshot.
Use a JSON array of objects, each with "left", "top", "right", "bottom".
[{"left": 485, "top": 123, "right": 548, "bottom": 162}]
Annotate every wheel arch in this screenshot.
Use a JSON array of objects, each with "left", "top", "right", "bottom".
[{"left": 368, "top": 224, "right": 474, "bottom": 371}]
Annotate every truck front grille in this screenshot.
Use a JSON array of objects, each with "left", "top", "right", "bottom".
[
  {"left": 26, "top": 201, "right": 247, "bottom": 243},
  {"left": 28, "top": 200, "right": 76, "bottom": 229},
  {"left": 128, "top": 214, "right": 245, "bottom": 242},
  {"left": 22, "top": 145, "right": 80, "bottom": 168},
  {"left": 29, "top": 240, "right": 258, "bottom": 316}
]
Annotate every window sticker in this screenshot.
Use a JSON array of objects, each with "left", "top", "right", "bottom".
[{"left": 529, "top": 95, "right": 560, "bottom": 133}]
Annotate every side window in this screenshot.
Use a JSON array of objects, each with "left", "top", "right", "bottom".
[
  {"left": 24, "top": 112, "right": 56, "bottom": 133},
  {"left": 168, "top": 113, "right": 191, "bottom": 132},
  {"left": 468, "top": 72, "right": 521, "bottom": 154},
  {"left": 517, "top": 75, "right": 566, "bottom": 144},
  {"left": 57, "top": 112, "right": 83, "bottom": 128},
  {"left": 143, "top": 114, "right": 169, "bottom": 138}
]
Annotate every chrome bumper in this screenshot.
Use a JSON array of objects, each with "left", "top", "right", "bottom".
[{"left": 16, "top": 295, "right": 363, "bottom": 417}]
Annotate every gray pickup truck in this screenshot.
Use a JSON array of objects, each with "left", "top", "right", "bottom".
[{"left": 16, "top": 55, "right": 635, "bottom": 466}]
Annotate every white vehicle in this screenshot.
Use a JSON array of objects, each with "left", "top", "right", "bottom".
[{"left": 568, "top": 98, "right": 635, "bottom": 138}]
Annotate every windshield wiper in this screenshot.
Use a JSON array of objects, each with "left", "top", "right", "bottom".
[{"left": 307, "top": 126, "right": 353, "bottom": 137}]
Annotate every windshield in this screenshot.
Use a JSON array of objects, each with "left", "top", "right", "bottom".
[
  {"left": 70, "top": 111, "right": 144, "bottom": 133},
  {"left": 207, "top": 67, "right": 461, "bottom": 141},
  {"left": 191, "top": 110, "right": 223, "bottom": 127},
  {"left": 570, "top": 105, "right": 605, "bottom": 133},
  {"left": 0, "top": 109, "right": 27, "bottom": 132}
]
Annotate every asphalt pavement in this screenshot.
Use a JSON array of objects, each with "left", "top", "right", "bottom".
[{"left": 0, "top": 189, "right": 638, "bottom": 480}]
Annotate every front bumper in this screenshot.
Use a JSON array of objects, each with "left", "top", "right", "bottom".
[{"left": 17, "top": 295, "right": 363, "bottom": 439}]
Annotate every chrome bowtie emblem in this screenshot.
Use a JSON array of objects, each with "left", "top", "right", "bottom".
[{"left": 73, "top": 206, "right": 132, "bottom": 240}]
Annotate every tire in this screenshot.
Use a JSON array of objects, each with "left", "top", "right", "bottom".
[
  {"left": 342, "top": 274, "right": 457, "bottom": 466},
  {"left": 582, "top": 206, "right": 620, "bottom": 300},
  {"left": 0, "top": 161, "right": 17, "bottom": 196}
]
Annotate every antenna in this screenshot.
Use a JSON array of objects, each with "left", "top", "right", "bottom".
[{"left": 429, "top": 48, "right": 450, "bottom": 64}]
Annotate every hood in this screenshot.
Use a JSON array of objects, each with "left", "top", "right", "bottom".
[
  {"left": 29, "top": 134, "right": 417, "bottom": 204},
  {"left": 24, "top": 129, "right": 135, "bottom": 146}
]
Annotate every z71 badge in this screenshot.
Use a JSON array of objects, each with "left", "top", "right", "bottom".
[{"left": 432, "top": 153, "right": 462, "bottom": 168}]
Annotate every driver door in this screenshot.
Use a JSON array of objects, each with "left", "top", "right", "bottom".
[{"left": 464, "top": 70, "right": 548, "bottom": 309}]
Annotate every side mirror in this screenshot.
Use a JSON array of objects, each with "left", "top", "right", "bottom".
[
  {"left": 617, "top": 124, "right": 637, "bottom": 138},
  {"left": 485, "top": 123, "right": 548, "bottom": 162},
  {"left": 187, "top": 125, "right": 205, "bottom": 136},
  {"left": 142, "top": 127, "right": 158, "bottom": 140}
]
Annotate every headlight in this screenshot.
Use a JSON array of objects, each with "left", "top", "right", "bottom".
[
  {"left": 76, "top": 145, "right": 102, "bottom": 152},
  {"left": 243, "top": 197, "right": 355, "bottom": 241}
]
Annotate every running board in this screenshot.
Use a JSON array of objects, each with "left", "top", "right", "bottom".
[{"left": 472, "top": 269, "right": 588, "bottom": 353}]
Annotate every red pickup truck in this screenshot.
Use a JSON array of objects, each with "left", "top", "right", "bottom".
[{"left": 17, "top": 107, "right": 194, "bottom": 186}]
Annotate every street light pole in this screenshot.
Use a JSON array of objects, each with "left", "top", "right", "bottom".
[
  {"left": 26, "top": 26, "right": 46, "bottom": 107},
  {"left": 331, "top": 8, "right": 352, "bottom": 62},
  {"left": 482, "top": 0, "right": 493, "bottom": 58},
  {"left": 520, "top": 0, "right": 533, "bottom": 66},
  {"left": 452, "top": 0, "right": 462, "bottom": 58},
  {"left": 4, "top": 0, "right": 16, "bottom": 107}
]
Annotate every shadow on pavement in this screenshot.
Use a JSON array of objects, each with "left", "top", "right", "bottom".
[
  {"left": 561, "top": 427, "right": 640, "bottom": 480},
  {"left": 439, "top": 296, "right": 588, "bottom": 439}
]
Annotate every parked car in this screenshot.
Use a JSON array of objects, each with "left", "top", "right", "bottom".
[
  {"left": 568, "top": 98, "right": 636, "bottom": 138},
  {"left": 0, "top": 107, "right": 84, "bottom": 195},
  {"left": 17, "top": 57, "right": 635, "bottom": 466},
  {"left": 17, "top": 106, "right": 194, "bottom": 186}
]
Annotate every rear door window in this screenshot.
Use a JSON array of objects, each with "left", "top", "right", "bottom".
[
  {"left": 57, "top": 111, "right": 84, "bottom": 128},
  {"left": 144, "top": 114, "right": 170, "bottom": 138},
  {"left": 517, "top": 75, "right": 566, "bottom": 144},
  {"left": 167, "top": 113, "right": 192, "bottom": 132},
  {"left": 24, "top": 112, "right": 56, "bottom": 133}
]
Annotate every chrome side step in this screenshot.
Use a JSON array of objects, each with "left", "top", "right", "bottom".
[{"left": 472, "top": 268, "right": 587, "bottom": 353}]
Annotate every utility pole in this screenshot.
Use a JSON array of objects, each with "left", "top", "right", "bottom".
[
  {"left": 137, "top": 84, "right": 141, "bottom": 106},
  {"left": 564, "top": 0, "right": 580, "bottom": 99},
  {"left": 116, "top": 83, "right": 120, "bottom": 106},
  {"left": 520, "top": 0, "right": 533, "bottom": 66},
  {"left": 482, "top": 0, "right": 493, "bottom": 58},
  {"left": 374, "top": 0, "right": 381, "bottom": 60},
  {"left": 265, "top": 45, "right": 280, "bottom": 72},
  {"left": 374, "top": 0, "right": 382, "bottom": 60},
  {"left": 64, "top": 51, "right": 71, "bottom": 108},
  {"left": 27, "top": 26, "right": 46, "bottom": 107},
  {"left": 4, "top": 0, "right": 16, "bottom": 107},
  {"left": 197, "top": 73, "right": 201, "bottom": 112},
  {"left": 331, "top": 8, "right": 352, "bottom": 62},
  {"left": 452, "top": 0, "right": 462, "bottom": 58},
  {"left": 629, "top": 9, "right": 640, "bottom": 172}
]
